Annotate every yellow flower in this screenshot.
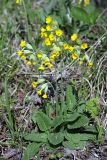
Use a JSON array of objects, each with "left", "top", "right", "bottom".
[
  {"left": 20, "top": 40, "right": 26, "bottom": 48},
  {"left": 42, "top": 93, "right": 48, "bottom": 99},
  {"left": 48, "top": 63, "right": 54, "bottom": 69},
  {"left": 44, "top": 60, "right": 54, "bottom": 69},
  {"left": 52, "top": 51, "right": 60, "bottom": 57},
  {"left": 81, "top": 43, "right": 88, "bottom": 49},
  {"left": 40, "top": 32, "right": 48, "bottom": 38},
  {"left": 37, "top": 52, "right": 43, "bottom": 59},
  {"left": 37, "top": 90, "right": 42, "bottom": 95},
  {"left": 71, "top": 53, "right": 78, "bottom": 60},
  {"left": 49, "top": 34, "right": 55, "bottom": 41},
  {"left": 46, "top": 25, "right": 52, "bottom": 31},
  {"left": 32, "top": 61, "right": 36, "bottom": 65},
  {"left": 46, "top": 16, "right": 52, "bottom": 24},
  {"left": 79, "top": 60, "right": 83, "bottom": 65},
  {"left": 21, "top": 55, "right": 26, "bottom": 59},
  {"left": 41, "top": 27, "right": 46, "bottom": 33},
  {"left": 50, "top": 55, "right": 56, "bottom": 61},
  {"left": 16, "top": 0, "right": 21, "bottom": 4},
  {"left": 50, "top": 51, "right": 60, "bottom": 61},
  {"left": 55, "top": 29, "right": 63, "bottom": 36},
  {"left": 84, "top": 0, "right": 90, "bottom": 7},
  {"left": 27, "top": 61, "right": 32, "bottom": 65},
  {"left": 17, "top": 50, "right": 23, "bottom": 56},
  {"left": 44, "top": 38, "right": 51, "bottom": 46},
  {"left": 43, "top": 60, "right": 50, "bottom": 66},
  {"left": 71, "top": 34, "right": 78, "bottom": 41},
  {"left": 68, "top": 46, "right": 74, "bottom": 52},
  {"left": 39, "top": 65, "right": 45, "bottom": 71},
  {"left": 88, "top": 61, "right": 93, "bottom": 67},
  {"left": 63, "top": 43, "right": 69, "bottom": 50},
  {"left": 32, "top": 81, "right": 38, "bottom": 88}
]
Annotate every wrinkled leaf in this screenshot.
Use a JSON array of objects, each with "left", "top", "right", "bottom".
[
  {"left": 48, "top": 132, "right": 64, "bottom": 145},
  {"left": 52, "top": 113, "right": 80, "bottom": 129},
  {"left": 63, "top": 140, "right": 86, "bottom": 150},
  {"left": 66, "top": 85, "right": 76, "bottom": 111},
  {"left": 67, "top": 115, "right": 89, "bottom": 129},
  {"left": 32, "top": 110, "right": 52, "bottom": 131},
  {"left": 24, "top": 130, "right": 47, "bottom": 143},
  {"left": 52, "top": 116, "right": 64, "bottom": 129},
  {"left": 23, "top": 143, "right": 41, "bottom": 160},
  {"left": 65, "top": 133, "right": 96, "bottom": 142}
]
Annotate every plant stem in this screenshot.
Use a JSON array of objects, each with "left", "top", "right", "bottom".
[
  {"left": 4, "top": 78, "right": 16, "bottom": 140},
  {"left": 22, "top": 0, "right": 31, "bottom": 41}
]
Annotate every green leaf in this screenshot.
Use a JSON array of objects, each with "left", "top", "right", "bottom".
[
  {"left": 65, "top": 133, "right": 96, "bottom": 142},
  {"left": 48, "top": 133, "right": 64, "bottom": 145},
  {"left": 84, "top": 126, "right": 98, "bottom": 134},
  {"left": 52, "top": 116, "right": 64, "bottom": 129},
  {"left": 23, "top": 50, "right": 32, "bottom": 54},
  {"left": 26, "top": 44, "right": 33, "bottom": 50},
  {"left": 85, "top": 98, "right": 99, "bottom": 117},
  {"left": 58, "top": 0, "right": 66, "bottom": 20},
  {"left": 37, "top": 78, "right": 45, "bottom": 83},
  {"left": 71, "top": 7, "right": 90, "bottom": 24},
  {"left": 67, "top": 115, "right": 89, "bottom": 129},
  {"left": 24, "top": 130, "right": 47, "bottom": 142},
  {"left": 89, "top": 12, "right": 97, "bottom": 24},
  {"left": 85, "top": 5, "right": 98, "bottom": 24},
  {"left": 64, "top": 133, "right": 96, "bottom": 149},
  {"left": 52, "top": 15, "right": 63, "bottom": 25},
  {"left": 64, "top": 113, "right": 80, "bottom": 122},
  {"left": 27, "top": 9, "right": 37, "bottom": 23},
  {"left": 60, "top": 97, "right": 67, "bottom": 114},
  {"left": 77, "top": 104, "right": 86, "bottom": 113},
  {"left": 63, "top": 140, "right": 86, "bottom": 150},
  {"left": 45, "top": 0, "right": 58, "bottom": 14},
  {"left": 52, "top": 113, "right": 80, "bottom": 129},
  {"left": 29, "top": 54, "right": 35, "bottom": 60},
  {"left": 32, "top": 110, "right": 52, "bottom": 131},
  {"left": 23, "top": 143, "right": 41, "bottom": 160},
  {"left": 35, "top": 8, "right": 46, "bottom": 22},
  {"left": 66, "top": 85, "right": 76, "bottom": 111}
]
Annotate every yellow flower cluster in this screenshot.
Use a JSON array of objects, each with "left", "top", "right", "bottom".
[
  {"left": 17, "top": 16, "right": 93, "bottom": 97},
  {"left": 18, "top": 17, "right": 93, "bottom": 69},
  {"left": 63, "top": 43, "right": 74, "bottom": 52},
  {"left": 40, "top": 17, "right": 90, "bottom": 64},
  {"left": 31, "top": 80, "right": 48, "bottom": 99},
  {"left": 50, "top": 51, "right": 60, "bottom": 62},
  {"left": 40, "top": 16, "right": 63, "bottom": 48},
  {"left": 36, "top": 52, "right": 54, "bottom": 71},
  {"left": 17, "top": 40, "right": 36, "bottom": 65},
  {"left": 63, "top": 33, "right": 91, "bottom": 63}
]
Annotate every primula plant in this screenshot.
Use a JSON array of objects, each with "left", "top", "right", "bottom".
[
  {"left": 22, "top": 85, "right": 102, "bottom": 159},
  {"left": 17, "top": 16, "right": 93, "bottom": 98},
  {"left": 1, "top": 0, "right": 107, "bottom": 160}
]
